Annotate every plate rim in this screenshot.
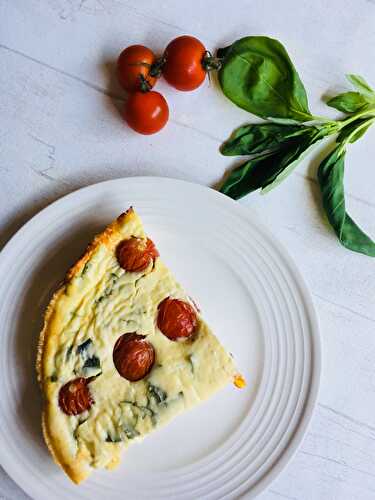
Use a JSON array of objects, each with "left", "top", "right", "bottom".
[{"left": 0, "top": 176, "right": 321, "bottom": 499}]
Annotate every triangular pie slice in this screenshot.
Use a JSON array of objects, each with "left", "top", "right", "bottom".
[{"left": 37, "top": 208, "right": 245, "bottom": 484}]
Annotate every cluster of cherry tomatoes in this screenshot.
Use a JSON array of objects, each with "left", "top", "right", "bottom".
[{"left": 116, "top": 35, "right": 217, "bottom": 135}]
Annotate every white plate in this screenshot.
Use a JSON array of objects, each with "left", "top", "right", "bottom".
[{"left": 0, "top": 177, "right": 320, "bottom": 500}]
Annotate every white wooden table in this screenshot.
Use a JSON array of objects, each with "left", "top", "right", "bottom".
[{"left": 1, "top": 1, "right": 375, "bottom": 499}]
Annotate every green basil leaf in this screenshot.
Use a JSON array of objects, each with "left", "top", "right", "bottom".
[
  {"left": 81, "top": 262, "right": 91, "bottom": 276},
  {"left": 261, "top": 127, "right": 326, "bottom": 192},
  {"left": 106, "top": 433, "right": 122, "bottom": 443},
  {"left": 218, "top": 36, "right": 313, "bottom": 122},
  {"left": 337, "top": 118, "right": 374, "bottom": 144},
  {"left": 220, "top": 128, "right": 319, "bottom": 198},
  {"left": 327, "top": 92, "right": 368, "bottom": 114},
  {"left": 148, "top": 383, "right": 167, "bottom": 405},
  {"left": 220, "top": 125, "right": 326, "bottom": 198},
  {"left": 83, "top": 355, "right": 100, "bottom": 369},
  {"left": 348, "top": 122, "right": 373, "bottom": 143},
  {"left": 77, "top": 338, "right": 93, "bottom": 355},
  {"left": 318, "top": 147, "right": 375, "bottom": 256},
  {"left": 123, "top": 424, "right": 140, "bottom": 440},
  {"left": 221, "top": 123, "right": 304, "bottom": 156},
  {"left": 220, "top": 152, "right": 277, "bottom": 199},
  {"left": 66, "top": 345, "right": 73, "bottom": 361},
  {"left": 262, "top": 128, "right": 325, "bottom": 192},
  {"left": 346, "top": 74, "right": 375, "bottom": 97}
]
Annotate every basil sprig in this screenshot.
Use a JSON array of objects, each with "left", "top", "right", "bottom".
[
  {"left": 217, "top": 36, "right": 375, "bottom": 256},
  {"left": 220, "top": 122, "right": 337, "bottom": 197}
]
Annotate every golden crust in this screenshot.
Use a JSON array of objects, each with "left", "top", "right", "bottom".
[
  {"left": 65, "top": 208, "right": 134, "bottom": 283},
  {"left": 42, "top": 410, "right": 91, "bottom": 484},
  {"left": 36, "top": 207, "right": 135, "bottom": 383},
  {"left": 36, "top": 207, "right": 136, "bottom": 484}
]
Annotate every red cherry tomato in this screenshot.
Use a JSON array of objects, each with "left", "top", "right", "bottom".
[
  {"left": 163, "top": 36, "right": 207, "bottom": 91},
  {"left": 117, "top": 237, "right": 159, "bottom": 272},
  {"left": 157, "top": 298, "right": 198, "bottom": 340},
  {"left": 117, "top": 45, "right": 157, "bottom": 92},
  {"left": 113, "top": 333, "right": 155, "bottom": 381},
  {"left": 124, "top": 91, "right": 169, "bottom": 135},
  {"left": 58, "top": 378, "right": 94, "bottom": 416}
]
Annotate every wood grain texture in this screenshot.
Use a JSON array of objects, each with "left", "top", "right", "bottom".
[{"left": 0, "top": 0, "right": 374, "bottom": 498}]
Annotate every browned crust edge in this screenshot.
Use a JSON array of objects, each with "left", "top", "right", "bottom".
[{"left": 35, "top": 207, "right": 135, "bottom": 484}]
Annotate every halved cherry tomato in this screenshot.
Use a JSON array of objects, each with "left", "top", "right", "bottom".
[
  {"left": 157, "top": 297, "right": 198, "bottom": 340},
  {"left": 117, "top": 45, "right": 157, "bottom": 92},
  {"left": 113, "top": 333, "right": 155, "bottom": 381},
  {"left": 117, "top": 237, "right": 159, "bottom": 272},
  {"left": 124, "top": 91, "right": 169, "bottom": 135},
  {"left": 58, "top": 378, "right": 94, "bottom": 416},
  {"left": 163, "top": 36, "right": 207, "bottom": 91}
]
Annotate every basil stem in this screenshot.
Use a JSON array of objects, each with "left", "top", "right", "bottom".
[{"left": 220, "top": 124, "right": 335, "bottom": 198}]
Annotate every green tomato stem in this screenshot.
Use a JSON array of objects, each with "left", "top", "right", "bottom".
[
  {"left": 138, "top": 74, "right": 152, "bottom": 93},
  {"left": 149, "top": 57, "right": 165, "bottom": 78},
  {"left": 202, "top": 51, "right": 222, "bottom": 71}
]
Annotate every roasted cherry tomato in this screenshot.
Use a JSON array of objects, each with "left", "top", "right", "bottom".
[
  {"left": 58, "top": 378, "right": 94, "bottom": 416},
  {"left": 163, "top": 36, "right": 208, "bottom": 91},
  {"left": 117, "top": 45, "right": 157, "bottom": 92},
  {"left": 117, "top": 237, "right": 159, "bottom": 272},
  {"left": 113, "top": 333, "right": 155, "bottom": 381},
  {"left": 157, "top": 297, "right": 197, "bottom": 340},
  {"left": 124, "top": 91, "right": 169, "bottom": 135}
]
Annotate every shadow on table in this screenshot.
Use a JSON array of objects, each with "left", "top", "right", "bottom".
[
  {"left": 99, "top": 59, "right": 125, "bottom": 119},
  {"left": 0, "top": 60, "right": 126, "bottom": 254},
  {"left": 0, "top": 168, "right": 162, "bottom": 254},
  {"left": 0, "top": 185, "right": 80, "bottom": 253}
]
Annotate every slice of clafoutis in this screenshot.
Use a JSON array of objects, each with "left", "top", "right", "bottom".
[{"left": 37, "top": 207, "right": 245, "bottom": 484}]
